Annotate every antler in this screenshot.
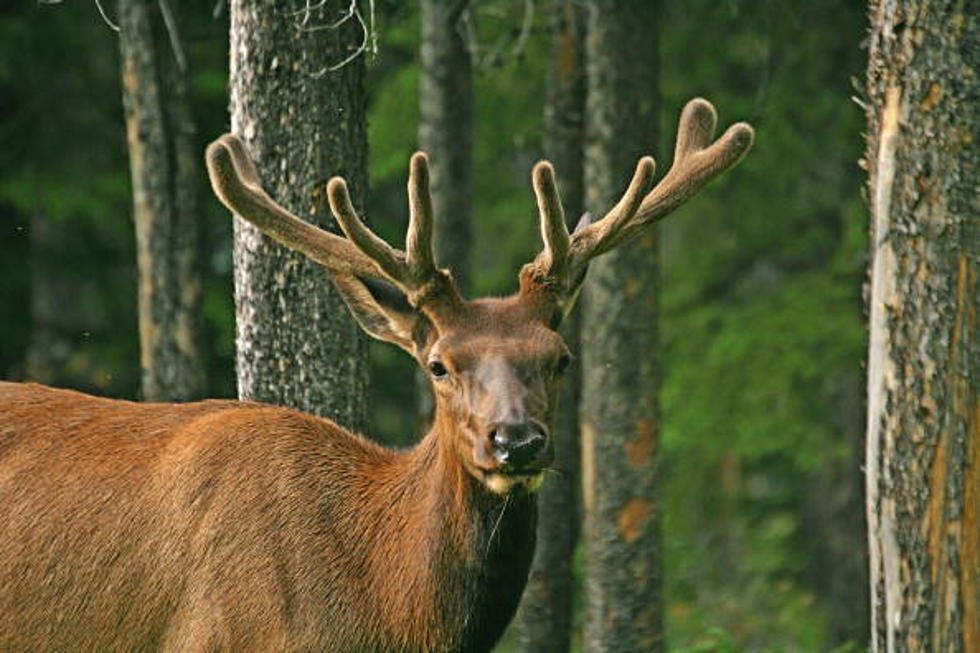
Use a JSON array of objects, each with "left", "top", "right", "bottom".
[
  {"left": 206, "top": 134, "right": 461, "bottom": 316},
  {"left": 206, "top": 134, "right": 382, "bottom": 278},
  {"left": 325, "top": 153, "right": 460, "bottom": 311},
  {"left": 523, "top": 98, "right": 754, "bottom": 295}
]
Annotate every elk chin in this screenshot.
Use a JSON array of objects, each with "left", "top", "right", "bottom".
[{"left": 483, "top": 471, "right": 546, "bottom": 495}]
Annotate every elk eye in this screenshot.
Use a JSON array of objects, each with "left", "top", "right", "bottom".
[
  {"left": 428, "top": 360, "right": 448, "bottom": 379},
  {"left": 555, "top": 353, "right": 572, "bottom": 375}
]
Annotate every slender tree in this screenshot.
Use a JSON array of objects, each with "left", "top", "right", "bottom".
[
  {"left": 580, "top": 1, "right": 662, "bottom": 649},
  {"left": 416, "top": 0, "right": 473, "bottom": 422},
  {"left": 229, "top": 0, "right": 369, "bottom": 426},
  {"left": 514, "top": 1, "right": 586, "bottom": 650},
  {"left": 118, "top": 0, "right": 205, "bottom": 401},
  {"left": 864, "top": 1, "right": 978, "bottom": 650},
  {"left": 419, "top": 0, "right": 472, "bottom": 289}
]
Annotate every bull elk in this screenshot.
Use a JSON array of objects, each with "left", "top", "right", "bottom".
[{"left": 0, "top": 99, "right": 752, "bottom": 651}]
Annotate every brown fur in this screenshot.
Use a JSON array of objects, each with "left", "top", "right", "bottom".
[{"left": 0, "top": 298, "right": 563, "bottom": 653}]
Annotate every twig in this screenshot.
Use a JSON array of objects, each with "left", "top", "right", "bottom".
[
  {"left": 509, "top": 0, "right": 535, "bottom": 60},
  {"left": 94, "top": 0, "right": 119, "bottom": 31},
  {"left": 367, "top": 0, "right": 377, "bottom": 56},
  {"left": 465, "top": 0, "right": 537, "bottom": 71},
  {"left": 310, "top": 2, "right": 369, "bottom": 76},
  {"left": 157, "top": 0, "right": 187, "bottom": 72},
  {"left": 295, "top": 0, "right": 355, "bottom": 32},
  {"left": 289, "top": 0, "right": 331, "bottom": 26}
]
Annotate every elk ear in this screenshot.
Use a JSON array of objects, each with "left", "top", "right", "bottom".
[
  {"left": 550, "top": 212, "right": 594, "bottom": 327},
  {"left": 330, "top": 274, "right": 430, "bottom": 354}
]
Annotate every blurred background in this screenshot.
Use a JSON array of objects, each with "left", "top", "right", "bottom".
[{"left": 0, "top": 1, "right": 868, "bottom": 650}]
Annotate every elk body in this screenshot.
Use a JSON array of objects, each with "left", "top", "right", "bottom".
[{"left": 0, "top": 100, "right": 752, "bottom": 652}]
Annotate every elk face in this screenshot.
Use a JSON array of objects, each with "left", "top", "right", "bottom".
[
  {"left": 420, "top": 299, "right": 571, "bottom": 494},
  {"left": 323, "top": 273, "right": 572, "bottom": 494}
]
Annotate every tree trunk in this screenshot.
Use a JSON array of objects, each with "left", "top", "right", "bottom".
[
  {"left": 580, "top": 1, "right": 663, "bottom": 650},
  {"left": 415, "top": 0, "right": 473, "bottom": 423},
  {"left": 229, "top": 0, "right": 369, "bottom": 428},
  {"left": 513, "top": 2, "right": 586, "bottom": 651},
  {"left": 419, "top": 0, "right": 472, "bottom": 289},
  {"left": 118, "top": 0, "right": 205, "bottom": 401},
  {"left": 864, "top": 2, "right": 979, "bottom": 651}
]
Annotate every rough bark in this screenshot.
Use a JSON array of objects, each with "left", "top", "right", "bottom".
[
  {"left": 579, "top": 1, "right": 662, "bottom": 650},
  {"left": 513, "top": 2, "right": 586, "bottom": 651},
  {"left": 864, "top": 2, "right": 979, "bottom": 651},
  {"left": 229, "top": 0, "right": 369, "bottom": 428},
  {"left": 118, "top": 0, "right": 205, "bottom": 401}
]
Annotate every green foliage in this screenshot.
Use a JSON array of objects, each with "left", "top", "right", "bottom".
[{"left": 658, "top": 1, "right": 868, "bottom": 648}]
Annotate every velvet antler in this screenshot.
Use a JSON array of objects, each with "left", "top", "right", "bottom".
[{"left": 521, "top": 98, "right": 754, "bottom": 298}]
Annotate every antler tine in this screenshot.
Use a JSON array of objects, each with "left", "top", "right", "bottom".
[
  {"left": 209, "top": 135, "right": 461, "bottom": 317},
  {"left": 216, "top": 133, "right": 262, "bottom": 187},
  {"left": 206, "top": 134, "right": 382, "bottom": 278},
  {"left": 327, "top": 154, "right": 462, "bottom": 312},
  {"left": 531, "top": 161, "right": 569, "bottom": 276},
  {"left": 673, "top": 97, "right": 718, "bottom": 161},
  {"left": 564, "top": 156, "right": 656, "bottom": 269},
  {"left": 325, "top": 177, "right": 408, "bottom": 284},
  {"left": 405, "top": 152, "right": 435, "bottom": 275},
  {"left": 629, "top": 99, "right": 754, "bottom": 231}
]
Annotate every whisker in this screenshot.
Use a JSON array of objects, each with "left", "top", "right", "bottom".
[{"left": 486, "top": 496, "right": 510, "bottom": 558}]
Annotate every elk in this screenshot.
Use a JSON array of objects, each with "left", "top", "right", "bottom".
[{"left": 0, "top": 99, "right": 752, "bottom": 652}]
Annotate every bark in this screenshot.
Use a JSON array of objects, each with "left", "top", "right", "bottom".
[
  {"left": 118, "top": 0, "right": 205, "bottom": 401},
  {"left": 580, "top": 1, "right": 662, "bottom": 650},
  {"left": 415, "top": 0, "right": 473, "bottom": 423},
  {"left": 229, "top": 0, "right": 369, "bottom": 428},
  {"left": 864, "top": 2, "right": 979, "bottom": 651},
  {"left": 513, "top": 2, "right": 586, "bottom": 651}
]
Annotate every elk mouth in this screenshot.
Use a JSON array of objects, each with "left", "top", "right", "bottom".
[
  {"left": 481, "top": 467, "right": 549, "bottom": 495},
  {"left": 496, "top": 459, "right": 551, "bottom": 477}
]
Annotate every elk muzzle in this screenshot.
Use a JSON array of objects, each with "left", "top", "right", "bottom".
[{"left": 489, "top": 419, "right": 552, "bottom": 471}]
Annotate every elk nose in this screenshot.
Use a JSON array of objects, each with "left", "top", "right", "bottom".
[{"left": 490, "top": 421, "right": 550, "bottom": 468}]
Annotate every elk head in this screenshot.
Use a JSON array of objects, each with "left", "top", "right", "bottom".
[{"left": 206, "top": 98, "right": 754, "bottom": 495}]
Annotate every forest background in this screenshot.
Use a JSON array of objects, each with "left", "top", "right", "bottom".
[{"left": 0, "top": 1, "right": 870, "bottom": 650}]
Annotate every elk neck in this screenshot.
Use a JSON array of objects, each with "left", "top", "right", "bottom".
[{"left": 355, "top": 405, "right": 538, "bottom": 651}]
